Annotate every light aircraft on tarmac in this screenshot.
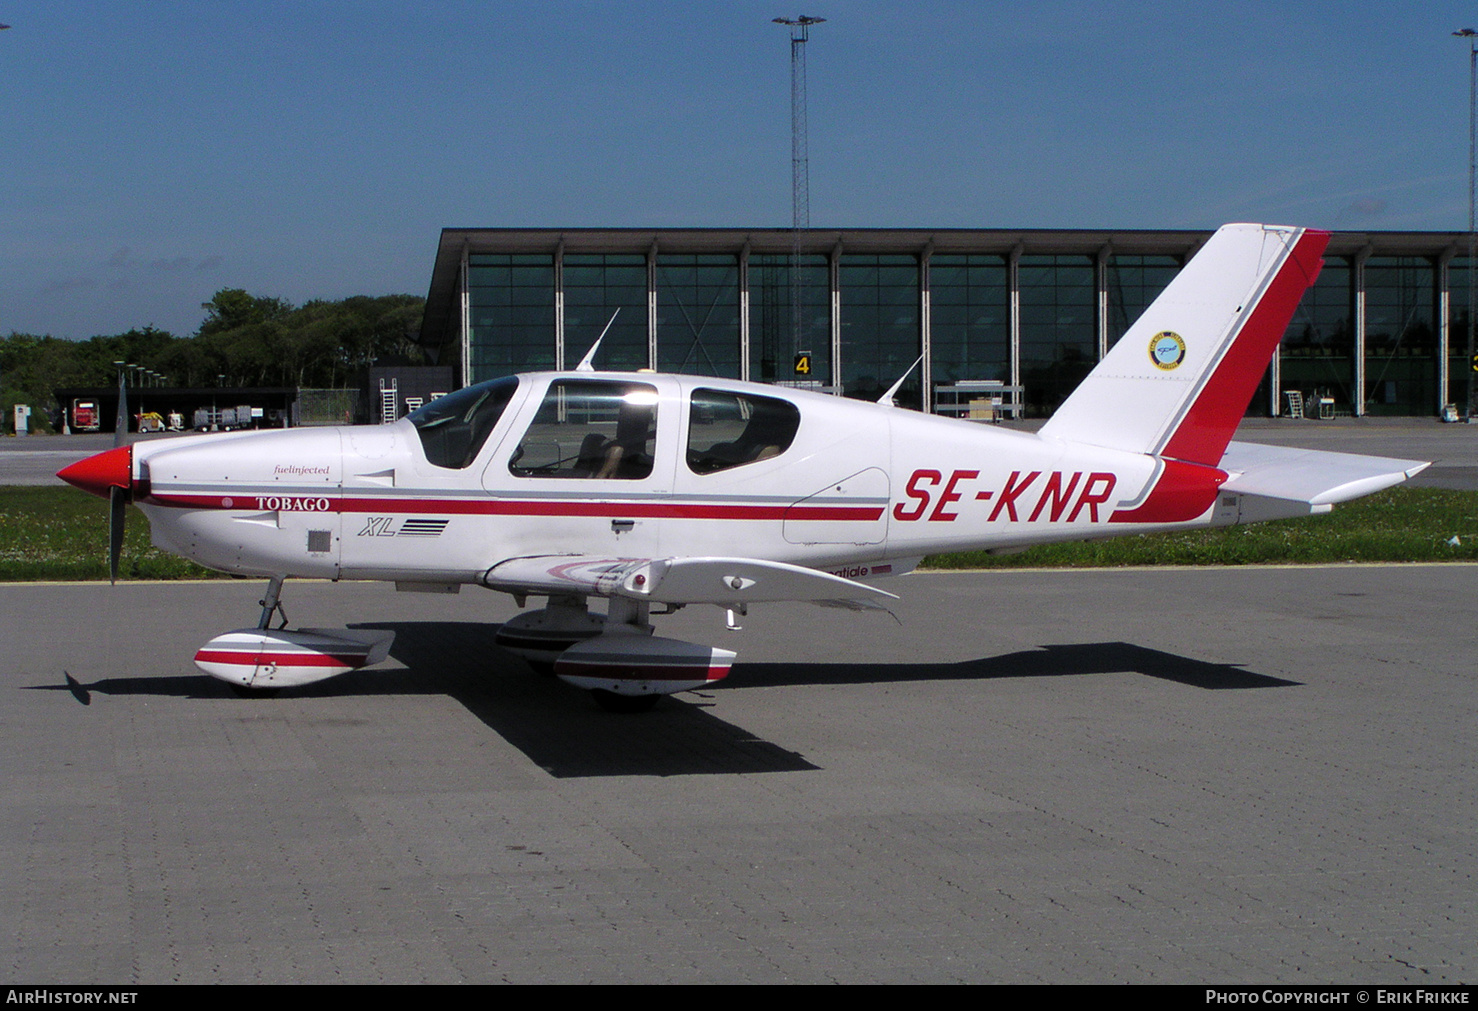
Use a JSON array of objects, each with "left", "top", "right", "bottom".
[{"left": 59, "top": 223, "right": 1429, "bottom": 711}]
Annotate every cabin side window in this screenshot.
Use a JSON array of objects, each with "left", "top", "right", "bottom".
[
  {"left": 686, "top": 389, "right": 800, "bottom": 475},
  {"left": 408, "top": 376, "right": 519, "bottom": 470},
  {"left": 509, "top": 380, "right": 659, "bottom": 480}
]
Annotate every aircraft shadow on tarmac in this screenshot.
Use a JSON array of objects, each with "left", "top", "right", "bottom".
[
  {"left": 733, "top": 641, "right": 1300, "bottom": 692},
  {"left": 33, "top": 623, "right": 1296, "bottom": 779}
]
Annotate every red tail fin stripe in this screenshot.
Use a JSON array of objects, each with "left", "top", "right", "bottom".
[{"left": 1160, "top": 229, "right": 1330, "bottom": 467}]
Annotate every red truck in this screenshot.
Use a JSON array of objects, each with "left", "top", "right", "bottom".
[{"left": 71, "top": 399, "right": 100, "bottom": 432}]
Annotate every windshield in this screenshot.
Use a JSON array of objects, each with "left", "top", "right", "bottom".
[{"left": 407, "top": 376, "right": 520, "bottom": 469}]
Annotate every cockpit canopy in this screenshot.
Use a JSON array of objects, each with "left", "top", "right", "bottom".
[
  {"left": 509, "top": 379, "right": 658, "bottom": 480},
  {"left": 686, "top": 388, "right": 800, "bottom": 475},
  {"left": 409, "top": 374, "right": 804, "bottom": 478}
]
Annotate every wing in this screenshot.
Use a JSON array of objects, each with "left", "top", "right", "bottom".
[
  {"left": 1218, "top": 441, "right": 1429, "bottom": 522},
  {"left": 482, "top": 554, "right": 899, "bottom": 607}
]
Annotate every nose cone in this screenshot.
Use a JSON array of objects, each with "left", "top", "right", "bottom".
[{"left": 58, "top": 446, "right": 133, "bottom": 499}]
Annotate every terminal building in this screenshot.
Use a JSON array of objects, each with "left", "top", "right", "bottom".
[{"left": 418, "top": 227, "right": 1478, "bottom": 419}]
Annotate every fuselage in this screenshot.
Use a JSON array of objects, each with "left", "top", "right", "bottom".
[{"left": 130, "top": 371, "right": 1225, "bottom": 583}]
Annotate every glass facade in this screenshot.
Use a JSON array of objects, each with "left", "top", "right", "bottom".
[
  {"left": 654, "top": 254, "right": 740, "bottom": 379},
  {"left": 750, "top": 253, "right": 830, "bottom": 385},
  {"left": 839, "top": 254, "right": 921, "bottom": 408},
  {"left": 1449, "top": 257, "right": 1475, "bottom": 411},
  {"left": 1280, "top": 257, "right": 1356, "bottom": 415},
  {"left": 930, "top": 254, "right": 1009, "bottom": 384},
  {"left": 563, "top": 254, "right": 648, "bottom": 373},
  {"left": 467, "top": 254, "right": 555, "bottom": 376},
  {"left": 445, "top": 231, "right": 1470, "bottom": 419},
  {"left": 1106, "top": 255, "right": 1180, "bottom": 347},
  {"left": 1363, "top": 257, "right": 1437, "bottom": 416},
  {"left": 1019, "top": 254, "right": 1095, "bottom": 415}
]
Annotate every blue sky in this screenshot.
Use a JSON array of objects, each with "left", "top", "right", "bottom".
[{"left": 4, "top": 1, "right": 1477, "bottom": 340}]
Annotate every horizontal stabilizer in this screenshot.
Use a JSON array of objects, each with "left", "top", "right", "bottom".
[
  {"left": 483, "top": 554, "right": 899, "bottom": 606},
  {"left": 1219, "top": 441, "right": 1429, "bottom": 512}
]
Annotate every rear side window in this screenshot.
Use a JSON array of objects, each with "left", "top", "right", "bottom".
[
  {"left": 509, "top": 380, "right": 659, "bottom": 480},
  {"left": 686, "top": 388, "right": 800, "bottom": 474},
  {"left": 408, "top": 376, "right": 519, "bottom": 469}
]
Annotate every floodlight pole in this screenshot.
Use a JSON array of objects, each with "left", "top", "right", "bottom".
[
  {"left": 774, "top": 16, "right": 824, "bottom": 375},
  {"left": 1457, "top": 29, "right": 1478, "bottom": 420}
]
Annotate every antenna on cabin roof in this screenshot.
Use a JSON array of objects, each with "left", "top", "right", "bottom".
[
  {"left": 575, "top": 309, "right": 621, "bottom": 372},
  {"left": 877, "top": 356, "right": 922, "bottom": 408}
]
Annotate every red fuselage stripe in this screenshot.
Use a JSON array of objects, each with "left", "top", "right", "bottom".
[
  {"left": 1109, "top": 459, "right": 1227, "bottom": 524},
  {"left": 149, "top": 494, "right": 885, "bottom": 522}
]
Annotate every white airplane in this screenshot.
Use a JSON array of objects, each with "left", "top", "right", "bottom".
[{"left": 59, "top": 223, "right": 1429, "bottom": 711}]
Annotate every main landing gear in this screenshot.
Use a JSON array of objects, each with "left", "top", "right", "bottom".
[
  {"left": 496, "top": 596, "right": 735, "bottom": 712},
  {"left": 193, "top": 576, "right": 396, "bottom": 694},
  {"left": 195, "top": 579, "right": 731, "bottom": 714}
]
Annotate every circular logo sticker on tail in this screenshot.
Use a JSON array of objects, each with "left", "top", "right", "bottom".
[{"left": 1149, "top": 331, "right": 1186, "bottom": 370}]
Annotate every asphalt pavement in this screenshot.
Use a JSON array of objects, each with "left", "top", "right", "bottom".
[{"left": 2, "top": 567, "right": 1474, "bottom": 983}]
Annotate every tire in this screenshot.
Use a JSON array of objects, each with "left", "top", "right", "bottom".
[
  {"left": 228, "top": 683, "right": 280, "bottom": 698},
  {"left": 590, "top": 689, "right": 659, "bottom": 714}
]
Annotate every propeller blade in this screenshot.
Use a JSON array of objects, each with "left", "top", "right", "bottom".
[
  {"left": 109, "top": 485, "right": 126, "bottom": 585},
  {"left": 57, "top": 446, "right": 135, "bottom": 584},
  {"left": 114, "top": 372, "right": 128, "bottom": 449}
]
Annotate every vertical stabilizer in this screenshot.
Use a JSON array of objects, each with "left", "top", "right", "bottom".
[{"left": 1039, "top": 223, "right": 1329, "bottom": 467}]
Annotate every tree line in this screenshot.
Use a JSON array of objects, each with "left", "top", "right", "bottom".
[{"left": 1, "top": 289, "right": 426, "bottom": 432}]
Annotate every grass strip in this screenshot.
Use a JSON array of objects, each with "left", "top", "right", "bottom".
[{"left": 0, "top": 486, "right": 218, "bottom": 580}]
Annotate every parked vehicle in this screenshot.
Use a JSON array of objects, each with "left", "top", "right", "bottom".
[
  {"left": 71, "top": 399, "right": 101, "bottom": 432},
  {"left": 192, "top": 406, "right": 257, "bottom": 431}
]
